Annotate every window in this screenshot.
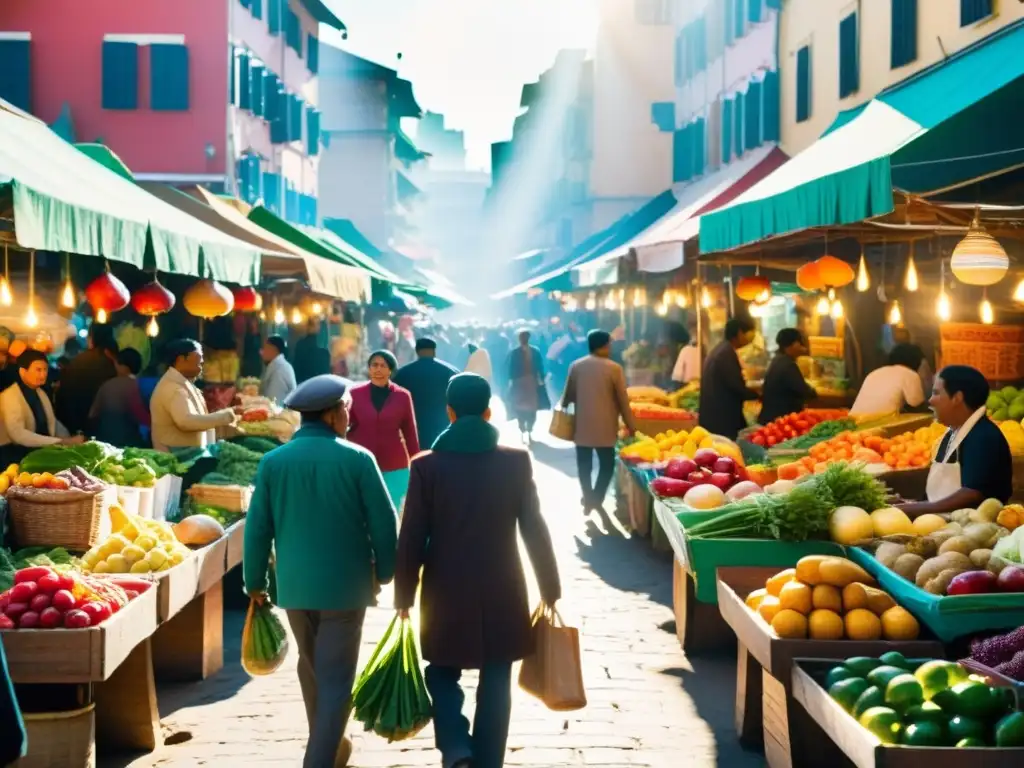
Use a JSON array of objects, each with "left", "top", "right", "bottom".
[
  {"left": 249, "top": 62, "right": 265, "bottom": 117},
  {"left": 102, "top": 41, "right": 138, "bottom": 110},
  {"left": 263, "top": 171, "right": 282, "bottom": 213},
  {"left": 733, "top": 91, "right": 744, "bottom": 158},
  {"left": 960, "top": 0, "right": 993, "bottom": 26},
  {"left": 748, "top": 0, "right": 763, "bottom": 24},
  {"left": 672, "top": 127, "right": 690, "bottom": 183},
  {"left": 634, "top": 0, "right": 671, "bottom": 25},
  {"left": 268, "top": 0, "right": 282, "bottom": 35},
  {"left": 307, "top": 34, "right": 319, "bottom": 74},
  {"left": 289, "top": 94, "right": 303, "bottom": 142},
  {"left": 237, "top": 52, "right": 252, "bottom": 110},
  {"left": 722, "top": 98, "right": 734, "bottom": 164},
  {"left": 695, "top": 17, "right": 707, "bottom": 73},
  {"left": 285, "top": 9, "right": 303, "bottom": 56},
  {"left": 674, "top": 31, "right": 684, "bottom": 86},
  {"left": 762, "top": 70, "right": 780, "bottom": 141},
  {"left": 150, "top": 43, "right": 189, "bottom": 111},
  {"left": 0, "top": 36, "right": 31, "bottom": 113},
  {"left": 692, "top": 117, "right": 706, "bottom": 177},
  {"left": 891, "top": 0, "right": 918, "bottom": 68},
  {"left": 745, "top": 79, "right": 762, "bottom": 150},
  {"left": 734, "top": 0, "right": 745, "bottom": 40},
  {"left": 796, "top": 45, "right": 811, "bottom": 123},
  {"left": 651, "top": 102, "right": 675, "bottom": 132},
  {"left": 306, "top": 106, "right": 320, "bottom": 156},
  {"left": 263, "top": 71, "right": 281, "bottom": 120},
  {"left": 236, "top": 152, "right": 261, "bottom": 204},
  {"left": 838, "top": 12, "right": 859, "bottom": 98},
  {"left": 250, "top": 0, "right": 263, "bottom": 21}
]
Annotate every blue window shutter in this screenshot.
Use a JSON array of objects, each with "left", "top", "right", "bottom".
[
  {"left": 745, "top": 79, "right": 762, "bottom": 150},
  {"left": 891, "top": 0, "right": 918, "bottom": 68},
  {"left": 262, "top": 172, "right": 279, "bottom": 213},
  {"left": 722, "top": 98, "right": 733, "bottom": 164},
  {"left": 734, "top": 0, "right": 745, "bottom": 39},
  {"left": 672, "top": 128, "right": 687, "bottom": 183},
  {"left": 960, "top": 0, "right": 992, "bottom": 27},
  {"left": 286, "top": 11, "right": 302, "bottom": 55},
  {"left": 268, "top": 0, "right": 282, "bottom": 34},
  {"left": 238, "top": 53, "right": 252, "bottom": 110},
  {"left": 762, "top": 70, "right": 780, "bottom": 141},
  {"left": 249, "top": 63, "right": 265, "bottom": 116},
  {"left": 102, "top": 41, "right": 138, "bottom": 110},
  {"left": 651, "top": 102, "right": 675, "bottom": 132},
  {"left": 796, "top": 46, "right": 811, "bottom": 122},
  {"left": 236, "top": 156, "right": 249, "bottom": 201},
  {"left": 748, "top": 0, "right": 762, "bottom": 23},
  {"left": 0, "top": 40, "right": 32, "bottom": 113},
  {"left": 251, "top": 0, "right": 263, "bottom": 20},
  {"left": 306, "top": 106, "right": 320, "bottom": 155},
  {"left": 733, "top": 93, "right": 744, "bottom": 158},
  {"left": 150, "top": 44, "right": 189, "bottom": 111},
  {"left": 228, "top": 45, "right": 237, "bottom": 105},
  {"left": 264, "top": 73, "right": 280, "bottom": 120},
  {"left": 698, "top": 17, "right": 707, "bottom": 72},
  {"left": 289, "top": 95, "right": 303, "bottom": 142},
  {"left": 838, "top": 13, "right": 859, "bottom": 98},
  {"left": 674, "top": 31, "right": 683, "bottom": 86},
  {"left": 307, "top": 35, "right": 319, "bottom": 74},
  {"left": 693, "top": 118, "right": 705, "bottom": 177},
  {"left": 270, "top": 93, "right": 288, "bottom": 143}
]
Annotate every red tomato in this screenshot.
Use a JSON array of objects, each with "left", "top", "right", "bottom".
[
  {"left": 751, "top": 434, "right": 765, "bottom": 446},
  {"left": 766, "top": 436, "right": 778, "bottom": 446}
]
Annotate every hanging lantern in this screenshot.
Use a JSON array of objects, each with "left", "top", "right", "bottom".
[
  {"left": 735, "top": 276, "right": 771, "bottom": 302},
  {"left": 904, "top": 253, "right": 919, "bottom": 292},
  {"left": 131, "top": 280, "right": 176, "bottom": 317},
  {"left": 632, "top": 287, "right": 646, "bottom": 307},
  {"left": 231, "top": 286, "right": 262, "bottom": 313},
  {"left": 1014, "top": 280, "right": 1024, "bottom": 303},
  {"left": 183, "top": 279, "right": 234, "bottom": 319},
  {"left": 24, "top": 251, "right": 38, "bottom": 329},
  {"left": 585, "top": 292, "right": 597, "bottom": 311},
  {"left": 796, "top": 261, "right": 825, "bottom": 292},
  {"left": 951, "top": 211, "right": 1009, "bottom": 286},
  {"left": 856, "top": 253, "right": 870, "bottom": 292},
  {"left": 815, "top": 255, "right": 855, "bottom": 288},
  {"left": 936, "top": 291, "right": 952, "bottom": 322},
  {"left": 675, "top": 290, "right": 687, "bottom": 308},
  {"left": 0, "top": 246, "right": 12, "bottom": 308},
  {"left": 85, "top": 269, "right": 130, "bottom": 321},
  {"left": 888, "top": 300, "right": 903, "bottom": 326}
]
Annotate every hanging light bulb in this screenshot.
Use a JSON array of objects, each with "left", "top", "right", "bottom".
[
  {"left": 655, "top": 302, "right": 668, "bottom": 317},
  {"left": 816, "top": 295, "right": 830, "bottom": 315},
  {"left": 311, "top": 301, "right": 323, "bottom": 316},
  {"left": 856, "top": 253, "right": 870, "bottom": 292},
  {"left": 60, "top": 280, "right": 75, "bottom": 309},
  {"left": 259, "top": 311, "right": 267, "bottom": 321},
  {"left": 1014, "top": 279, "right": 1024, "bottom": 303},
  {"left": 632, "top": 287, "right": 646, "bottom": 307},
  {"left": 830, "top": 299, "right": 844, "bottom": 319},
  {"left": 96, "top": 308, "right": 108, "bottom": 324},
  {"left": 0, "top": 246, "right": 12, "bottom": 307},
  {"left": 905, "top": 253, "right": 919, "bottom": 292},
  {"left": 700, "top": 286, "right": 711, "bottom": 308},
  {"left": 675, "top": 291, "right": 687, "bottom": 308},
  {"left": 827, "top": 287, "right": 836, "bottom": 301},
  {"left": 754, "top": 288, "right": 771, "bottom": 304},
  {"left": 936, "top": 291, "right": 952, "bottom": 322},
  {"left": 146, "top": 316, "right": 160, "bottom": 337},
  {"left": 585, "top": 292, "right": 596, "bottom": 311},
  {"left": 888, "top": 300, "right": 902, "bottom": 326},
  {"left": 291, "top": 307, "right": 304, "bottom": 325},
  {"left": 980, "top": 293, "right": 994, "bottom": 325},
  {"left": 603, "top": 292, "right": 617, "bottom": 311},
  {"left": 24, "top": 305, "right": 37, "bottom": 329},
  {"left": 23, "top": 250, "right": 37, "bottom": 328},
  {"left": 273, "top": 306, "right": 285, "bottom": 325}
]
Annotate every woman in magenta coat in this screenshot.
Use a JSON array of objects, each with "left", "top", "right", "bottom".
[{"left": 348, "top": 350, "right": 420, "bottom": 511}]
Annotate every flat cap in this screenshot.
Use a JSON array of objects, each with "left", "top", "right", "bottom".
[
  {"left": 415, "top": 337, "right": 437, "bottom": 352},
  {"left": 283, "top": 374, "right": 352, "bottom": 412}
]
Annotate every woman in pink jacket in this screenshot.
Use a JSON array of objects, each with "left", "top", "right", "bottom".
[{"left": 348, "top": 350, "right": 420, "bottom": 511}]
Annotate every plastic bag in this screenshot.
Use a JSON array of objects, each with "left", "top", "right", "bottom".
[
  {"left": 241, "top": 597, "right": 289, "bottom": 676},
  {"left": 351, "top": 615, "right": 431, "bottom": 742}
]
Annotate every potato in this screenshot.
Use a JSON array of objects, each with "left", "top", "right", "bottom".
[
  {"left": 928, "top": 527, "right": 961, "bottom": 546},
  {"left": 973, "top": 498, "right": 1003, "bottom": 523},
  {"left": 905, "top": 537, "right": 939, "bottom": 559},
  {"left": 892, "top": 553, "right": 925, "bottom": 582},
  {"left": 925, "top": 568, "right": 965, "bottom": 595},
  {"left": 950, "top": 509, "right": 973, "bottom": 526},
  {"left": 962, "top": 522, "right": 1000, "bottom": 548},
  {"left": 875, "top": 542, "right": 907, "bottom": 569},
  {"left": 970, "top": 549, "right": 993, "bottom": 569},
  {"left": 938, "top": 535, "right": 976, "bottom": 556},
  {"left": 915, "top": 552, "right": 973, "bottom": 587},
  {"left": 987, "top": 554, "right": 1011, "bottom": 576}
]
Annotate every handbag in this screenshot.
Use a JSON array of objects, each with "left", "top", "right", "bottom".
[
  {"left": 518, "top": 602, "right": 587, "bottom": 711},
  {"left": 548, "top": 405, "right": 575, "bottom": 441}
]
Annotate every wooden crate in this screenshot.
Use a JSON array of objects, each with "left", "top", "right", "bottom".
[
  {"left": 940, "top": 323, "right": 1024, "bottom": 382},
  {"left": 154, "top": 535, "right": 229, "bottom": 623},
  {"left": 671, "top": 559, "right": 735, "bottom": 656},
  {"left": 716, "top": 567, "right": 944, "bottom": 768},
  {"left": 4, "top": 586, "right": 159, "bottom": 684},
  {"left": 792, "top": 659, "right": 1024, "bottom": 768},
  {"left": 625, "top": 471, "right": 651, "bottom": 537}
]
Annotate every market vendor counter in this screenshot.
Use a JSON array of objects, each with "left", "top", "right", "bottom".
[{"left": 7, "top": 519, "right": 246, "bottom": 767}]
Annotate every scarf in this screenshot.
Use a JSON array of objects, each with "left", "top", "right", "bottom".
[
  {"left": 430, "top": 415, "right": 499, "bottom": 454},
  {"left": 17, "top": 381, "right": 50, "bottom": 437}
]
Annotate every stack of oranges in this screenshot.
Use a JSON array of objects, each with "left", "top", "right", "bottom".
[{"left": 778, "top": 423, "right": 946, "bottom": 478}]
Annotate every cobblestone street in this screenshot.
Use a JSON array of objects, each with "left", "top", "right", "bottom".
[{"left": 107, "top": 414, "right": 765, "bottom": 768}]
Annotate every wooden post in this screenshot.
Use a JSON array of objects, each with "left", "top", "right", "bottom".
[
  {"left": 152, "top": 581, "right": 225, "bottom": 682},
  {"left": 94, "top": 639, "right": 162, "bottom": 752},
  {"left": 672, "top": 562, "right": 735, "bottom": 655},
  {"left": 734, "top": 642, "right": 763, "bottom": 749}
]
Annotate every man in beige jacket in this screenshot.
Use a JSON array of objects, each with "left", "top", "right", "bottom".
[
  {"left": 150, "top": 339, "right": 237, "bottom": 452},
  {"left": 560, "top": 330, "right": 636, "bottom": 514}
]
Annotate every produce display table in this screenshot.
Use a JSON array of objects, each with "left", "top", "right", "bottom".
[
  {"left": 717, "top": 567, "right": 944, "bottom": 768},
  {"left": 614, "top": 462, "right": 631, "bottom": 528},
  {"left": 619, "top": 461, "right": 653, "bottom": 537}
]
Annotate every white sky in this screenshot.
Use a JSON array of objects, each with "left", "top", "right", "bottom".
[{"left": 321, "top": 0, "right": 599, "bottom": 172}]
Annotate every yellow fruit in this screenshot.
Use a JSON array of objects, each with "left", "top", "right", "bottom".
[
  {"left": 699, "top": 436, "right": 714, "bottom": 449},
  {"left": 169, "top": 550, "right": 186, "bottom": 566},
  {"left": 746, "top": 588, "right": 768, "bottom": 611},
  {"left": 829, "top": 506, "right": 874, "bottom": 545},
  {"left": 842, "top": 583, "right": 897, "bottom": 615},
  {"left": 121, "top": 545, "right": 146, "bottom": 564},
  {"left": 0, "top": 475, "right": 10, "bottom": 494},
  {"left": 682, "top": 439, "right": 698, "bottom": 457},
  {"left": 771, "top": 609, "right": 808, "bottom": 639},
  {"left": 106, "top": 534, "right": 131, "bottom": 554},
  {"left": 808, "top": 609, "right": 845, "bottom": 640},
  {"left": 844, "top": 608, "right": 882, "bottom": 641},
  {"left": 135, "top": 534, "right": 157, "bottom": 552},
  {"left": 145, "top": 548, "right": 167, "bottom": 568},
  {"left": 16, "top": 472, "right": 32, "bottom": 487},
  {"left": 105, "top": 554, "right": 129, "bottom": 573},
  {"left": 130, "top": 560, "right": 152, "bottom": 574},
  {"left": 880, "top": 606, "right": 920, "bottom": 641},
  {"left": 758, "top": 595, "right": 782, "bottom": 623},
  {"left": 108, "top": 505, "right": 131, "bottom": 533},
  {"left": 689, "top": 426, "right": 709, "bottom": 443},
  {"left": 911, "top": 514, "right": 947, "bottom": 536},
  {"left": 81, "top": 548, "right": 101, "bottom": 567},
  {"left": 871, "top": 507, "right": 914, "bottom": 537},
  {"left": 5, "top": 464, "right": 19, "bottom": 478},
  {"left": 766, "top": 568, "right": 796, "bottom": 597},
  {"left": 795, "top": 555, "right": 828, "bottom": 586},
  {"left": 91, "top": 560, "right": 111, "bottom": 574},
  {"left": 817, "top": 557, "right": 874, "bottom": 588},
  {"left": 778, "top": 581, "right": 813, "bottom": 614},
  {"left": 812, "top": 584, "right": 843, "bottom": 613}
]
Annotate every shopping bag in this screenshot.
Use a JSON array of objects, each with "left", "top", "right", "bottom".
[
  {"left": 518, "top": 602, "right": 587, "bottom": 711},
  {"left": 352, "top": 616, "right": 432, "bottom": 742},
  {"left": 548, "top": 407, "right": 575, "bottom": 441},
  {"left": 241, "top": 597, "right": 289, "bottom": 676}
]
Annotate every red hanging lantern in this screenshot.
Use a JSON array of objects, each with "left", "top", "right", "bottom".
[
  {"left": 85, "top": 271, "right": 130, "bottom": 316},
  {"left": 735, "top": 276, "right": 771, "bottom": 302},
  {"left": 183, "top": 279, "right": 234, "bottom": 319},
  {"left": 796, "top": 261, "right": 825, "bottom": 292},
  {"left": 231, "top": 286, "right": 263, "bottom": 313},
  {"left": 130, "top": 280, "right": 176, "bottom": 317},
  {"left": 815, "top": 255, "right": 856, "bottom": 288}
]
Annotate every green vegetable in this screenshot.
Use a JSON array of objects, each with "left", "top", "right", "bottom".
[
  {"left": 775, "top": 418, "right": 857, "bottom": 450},
  {"left": 807, "top": 463, "right": 888, "bottom": 513},
  {"left": 123, "top": 447, "right": 194, "bottom": 477},
  {"left": 12, "top": 546, "right": 74, "bottom": 570},
  {"left": 686, "top": 481, "right": 834, "bottom": 541},
  {"left": 0, "top": 548, "right": 15, "bottom": 592},
  {"left": 19, "top": 441, "right": 118, "bottom": 474},
  {"left": 237, "top": 437, "right": 281, "bottom": 455}
]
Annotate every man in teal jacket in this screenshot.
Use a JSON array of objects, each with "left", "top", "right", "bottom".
[{"left": 244, "top": 374, "right": 398, "bottom": 768}]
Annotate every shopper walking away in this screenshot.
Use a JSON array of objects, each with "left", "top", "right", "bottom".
[
  {"left": 89, "top": 348, "right": 151, "bottom": 447},
  {"left": 506, "top": 329, "right": 548, "bottom": 442},
  {"left": 392, "top": 338, "right": 459, "bottom": 449},
  {"left": 698, "top": 317, "right": 759, "bottom": 439},
  {"left": 259, "top": 335, "right": 298, "bottom": 404},
  {"left": 561, "top": 330, "right": 636, "bottom": 513},
  {"left": 395, "top": 373, "right": 561, "bottom": 768},
  {"left": 244, "top": 375, "right": 398, "bottom": 768},
  {"left": 759, "top": 328, "right": 817, "bottom": 424},
  {"left": 56, "top": 323, "right": 117, "bottom": 434},
  {"left": 464, "top": 342, "right": 493, "bottom": 383},
  {"left": 347, "top": 350, "right": 420, "bottom": 512}
]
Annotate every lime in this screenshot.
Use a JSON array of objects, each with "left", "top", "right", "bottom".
[
  {"left": 879, "top": 651, "right": 911, "bottom": 670},
  {"left": 995, "top": 712, "right": 1024, "bottom": 747},
  {"left": 886, "top": 674, "right": 924, "bottom": 710},
  {"left": 950, "top": 681, "right": 999, "bottom": 719},
  {"left": 853, "top": 686, "right": 884, "bottom": 719},
  {"left": 901, "top": 721, "right": 946, "bottom": 747},
  {"left": 829, "top": 678, "right": 870, "bottom": 713},
  {"left": 955, "top": 737, "right": 987, "bottom": 748},
  {"left": 859, "top": 706, "right": 903, "bottom": 744},
  {"left": 914, "top": 660, "right": 963, "bottom": 700},
  {"left": 867, "top": 665, "right": 907, "bottom": 690},
  {"left": 903, "top": 701, "right": 946, "bottom": 725},
  {"left": 930, "top": 687, "right": 958, "bottom": 713},
  {"left": 826, "top": 666, "right": 856, "bottom": 689},
  {"left": 948, "top": 715, "right": 987, "bottom": 744},
  {"left": 845, "top": 656, "right": 882, "bottom": 677}
]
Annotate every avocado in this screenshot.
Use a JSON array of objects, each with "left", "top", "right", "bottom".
[
  {"left": 825, "top": 666, "right": 856, "bottom": 689},
  {"left": 948, "top": 716, "right": 987, "bottom": 745},
  {"left": 853, "top": 686, "right": 884, "bottom": 719},
  {"left": 901, "top": 721, "right": 947, "bottom": 747},
  {"left": 844, "top": 656, "right": 882, "bottom": 677},
  {"left": 878, "top": 651, "right": 911, "bottom": 670},
  {"left": 829, "top": 677, "right": 870, "bottom": 713},
  {"left": 866, "top": 665, "right": 907, "bottom": 690},
  {"left": 995, "top": 712, "right": 1024, "bottom": 748},
  {"left": 903, "top": 701, "right": 946, "bottom": 725}
]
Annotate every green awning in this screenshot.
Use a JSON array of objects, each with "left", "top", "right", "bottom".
[
  {"left": 396, "top": 170, "right": 421, "bottom": 202},
  {"left": 0, "top": 104, "right": 262, "bottom": 284},
  {"left": 75, "top": 143, "right": 133, "bottom": 181},
  {"left": 389, "top": 78, "right": 422, "bottom": 119},
  {"left": 394, "top": 127, "right": 428, "bottom": 165},
  {"left": 298, "top": 225, "right": 410, "bottom": 287},
  {"left": 298, "top": 0, "right": 346, "bottom": 30},
  {"left": 701, "top": 19, "right": 1024, "bottom": 254}
]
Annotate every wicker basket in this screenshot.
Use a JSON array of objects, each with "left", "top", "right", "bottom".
[
  {"left": 187, "top": 483, "right": 252, "bottom": 513},
  {"left": 940, "top": 323, "right": 1024, "bottom": 381},
  {"left": 7, "top": 486, "right": 113, "bottom": 551},
  {"left": 17, "top": 703, "right": 96, "bottom": 768}
]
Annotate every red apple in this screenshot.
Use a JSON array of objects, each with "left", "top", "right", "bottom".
[
  {"left": 948, "top": 570, "right": 998, "bottom": 595},
  {"left": 709, "top": 472, "right": 734, "bottom": 491},
  {"left": 665, "top": 457, "right": 698, "bottom": 481},
  {"left": 996, "top": 565, "right": 1024, "bottom": 593},
  {"left": 693, "top": 448, "right": 720, "bottom": 468},
  {"left": 713, "top": 457, "right": 737, "bottom": 476}
]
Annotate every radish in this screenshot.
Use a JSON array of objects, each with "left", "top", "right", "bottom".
[
  {"left": 0, "top": 615, "right": 14, "bottom": 630},
  {"left": 50, "top": 590, "right": 75, "bottom": 612},
  {"left": 36, "top": 572, "right": 62, "bottom": 593},
  {"left": 29, "top": 594, "right": 51, "bottom": 613},
  {"left": 14, "top": 567, "right": 53, "bottom": 585},
  {"left": 4, "top": 602, "right": 28, "bottom": 621},
  {"left": 10, "top": 582, "right": 37, "bottom": 603},
  {"left": 64, "top": 609, "right": 91, "bottom": 629},
  {"left": 39, "top": 607, "right": 63, "bottom": 629},
  {"left": 18, "top": 611, "right": 40, "bottom": 628}
]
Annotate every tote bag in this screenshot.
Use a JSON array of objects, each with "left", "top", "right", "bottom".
[
  {"left": 548, "top": 406, "right": 575, "bottom": 441},
  {"left": 518, "top": 603, "right": 587, "bottom": 711}
]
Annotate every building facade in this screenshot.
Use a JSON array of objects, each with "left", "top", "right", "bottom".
[
  {"left": 317, "top": 46, "right": 425, "bottom": 250},
  {"left": 0, "top": 0, "right": 341, "bottom": 223},
  {"left": 779, "top": 0, "right": 1024, "bottom": 155}
]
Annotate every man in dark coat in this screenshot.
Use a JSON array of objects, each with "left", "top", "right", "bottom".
[
  {"left": 56, "top": 323, "right": 117, "bottom": 435},
  {"left": 759, "top": 328, "right": 817, "bottom": 424},
  {"left": 395, "top": 373, "right": 561, "bottom": 768},
  {"left": 698, "top": 316, "right": 759, "bottom": 439},
  {"left": 392, "top": 338, "right": 459, "bottom": 448},
  {"left": 292, "top": 319, "right": 331, "bottom": 384}
]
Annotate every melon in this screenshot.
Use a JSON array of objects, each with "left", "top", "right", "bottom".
[
  {"left": 682, "top": 484, "right": 726, "bottom": 510},
  {"left": 174, "top": 514, "right": 225, "bottom": 546}
]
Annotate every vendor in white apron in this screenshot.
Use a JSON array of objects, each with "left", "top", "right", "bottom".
[{"left": 897, "top": 365, "right": 1012, "bottom": 519}]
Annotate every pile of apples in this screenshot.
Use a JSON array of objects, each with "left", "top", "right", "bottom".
[{"left": 650, "top": 448, "right": 761, "bottom": 507}]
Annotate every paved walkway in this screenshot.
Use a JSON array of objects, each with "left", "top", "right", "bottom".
[{"left": 107, "top": 413, "right": 765, "bottom": 768}]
